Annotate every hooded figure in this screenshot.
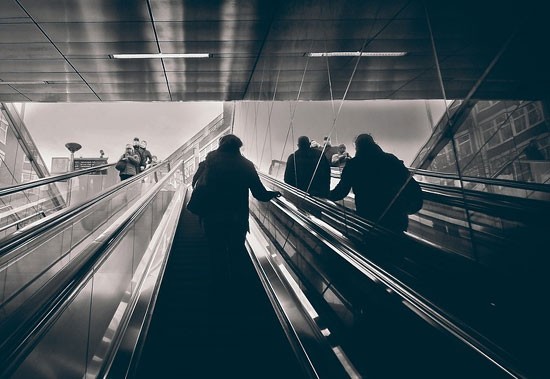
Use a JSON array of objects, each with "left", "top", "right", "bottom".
[{"left": 329, "top": 133, "right": 412, "bottom": 232}]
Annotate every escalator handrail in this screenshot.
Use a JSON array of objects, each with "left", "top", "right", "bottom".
[
  {"left": 418, "top": 183, "right": 550, "bottom": 222},
  {"left": 411, "top": 167, "right": 550, "bottom": 193},
  {"left": 0, "top": 163, "right": 114, "bottom": 197},
  {"left": 0, "top": 160, "right": 183, "bottom": 378},
  {"left": 265, "top": 191, "right": 525, "bottom": 379},
  {"left": 0, "top": 160, "right": 171, "bottom": 259},
  {"left": 330, "top": 169, "right": 550, "bottom": 222}
]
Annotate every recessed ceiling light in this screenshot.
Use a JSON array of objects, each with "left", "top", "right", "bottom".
[
  {"left": 306, "top": 51, "right": 407, "bottom": 57},
  {"left": 110, "top": 53, "right": 210, "bottom": 59},
  {"left": 0, "top": 80, "right": 47, "bottom": 85}
]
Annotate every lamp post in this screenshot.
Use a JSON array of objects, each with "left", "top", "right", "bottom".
[
  {"left": 64, "top": 142, "right": 81, "bottom": 206},
  {"left": 65, "top": 142, "right": 82, "bottom": 171}
]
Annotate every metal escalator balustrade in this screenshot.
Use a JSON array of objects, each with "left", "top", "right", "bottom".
[
  {"left": 0, "top": 161, "right": 173, "bottom": 323},
  {"left": 253, "top": 173, "right": 539, "bottom": 378},
  {"left": 0, "top": 162, "right": 118, "bottom": 239},
  {"left": 0, "top": 159, "right": 185, "bottom": 378}
]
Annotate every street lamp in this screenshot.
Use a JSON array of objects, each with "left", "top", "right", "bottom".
[
  {"left": 65, "top": 142, "right": 82, "bottom": 171},
  {"left": 64, "top": 142, "right": 81, "bottom": 206}
]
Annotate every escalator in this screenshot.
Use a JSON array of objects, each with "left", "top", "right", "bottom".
[
  {"left": 134, "top": 202, "right": 305, "bottom": 378},
  {"left": 0, "top": 154, "right": 350, "bottom": 378},
  {"left": 257, "top": 171, "right": 549, "bottom": 378}
]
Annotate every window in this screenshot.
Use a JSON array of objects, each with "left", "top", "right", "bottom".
[
  {"left": 512, "top": 111, "right": 528, "bottom": 134},
  {"left": 455, "top": 133, "right": 473, "bottom": 157},
  {"left": 476, "top": 101, "right": 494, "bottom": 112},
  {"left": 526, "top": 102, "right": 543, "bottom": 125},
  {"left": 0, "top": 118, "right": 8, "bottom": 145}
]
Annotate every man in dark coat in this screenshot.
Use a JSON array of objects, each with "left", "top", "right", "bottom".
[
  {"left": 191, "top": 134, "right": 280, "bottom": 284},
  {"left": 284, "top": 136, "right": 331, "bottom": 197},
  {"left": 329, "top": 133, "right": 412, "bottom": 232}
]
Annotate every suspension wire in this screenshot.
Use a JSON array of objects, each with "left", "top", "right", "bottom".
[
  {"left": 305, "top": 0, "right": 392, "bottom": 193},
  {"left": 259, "top": 69, "right": 281, "bottom": 172},
  {"left": 253, "top": 60, "right": 267, "bottom": 163},
  {"left": 376, "top": 2, "right": 463, "bottom": 232},
  {"left": 381, "top": 2, "right": 485, "bottom": 249},
  {"left": 317, "top": 32, "right": 352, "bottom": 233},
  {"left": 276, "top": 40, "right": 313, "bottom": 183}
]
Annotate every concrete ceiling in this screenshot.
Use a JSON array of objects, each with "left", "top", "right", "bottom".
[{"left": 0, "top": 0, "right": 546, "bottom": 102}]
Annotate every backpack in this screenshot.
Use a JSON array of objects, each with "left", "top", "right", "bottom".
[{"left": 402, "top": 176, "right": 423, "bottom": 214}]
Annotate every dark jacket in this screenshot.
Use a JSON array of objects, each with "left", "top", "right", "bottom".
[
  {"left": 139, "top": 147, "right": 153, "bottom": 168},
  {"left": 119, "top": 151, "right": 141, "bottom": 177},
  {"left": 329, "top": 149, "right": 411, "bottom": 231},
  {"left": 192, "top": 149, "right": 278, "bottom": 230},
  {"left": 284, "top": 147, "right": 331, "bottom": 197}
]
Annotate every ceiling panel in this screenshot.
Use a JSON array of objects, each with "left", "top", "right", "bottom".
[
  {"left": 81, "top": 71, "right": 167, "bottom": 84},
  {"left": 39, "top": 22, "right": 156, "bottom": 43},
  {"left": 57, "top": 42, "right": 159, "bottom": 57},
  {"left": 0, "top": 59, "right": 75, "bottom": 73},
  {"left": 0, "top": 23, "right": 48, "bottom": 43},
  {"left": 0, "top": 43, "right": 64, "bottom": 59},
  {"left": 68, "top": 58, "right": 164, "bottom": 72},
  {"left": 0, "top": 0, "right": 28, "bottom": 20},
  {"left": 0, "top": 0, "right": 545, "bottom": 102},
  {"left": 13, "top": 83, "right": 92, "bottom": 94},
  {"left": 0, "top": 72, "right": 83, "bottom": 82},
  {"left": 25, "top": 92, "right": 99, "bottom": 101},
  {"left": 89, "top": 82, "right": 169, "bottom": 93},
  {"left": 18, "top": 0, "right": 151, "bottom": 22}
]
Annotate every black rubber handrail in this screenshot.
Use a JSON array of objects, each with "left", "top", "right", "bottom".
[
  {"left": 0, "top": 163, "right": 113, "bottom": 197},
  {"left": 0, "top": 161, "right": 180, "bottom": 378},
  {"left": 259, "top": 185, "right": 525, "bottom": 378},
  {"left": 411, "top": 167, "right": 550, "bottom": 193},
  {"left": 0, "top": 160, "right": 170, "bottom": 259},
  {"left": 330, "top": 169, "right": 549, "bottom": 224}
]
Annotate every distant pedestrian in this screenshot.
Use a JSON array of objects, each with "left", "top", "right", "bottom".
[
  {"left": 321, "top": 136, "right": 339, "bottom": 162},
  {"left": 284, "top": 136, "right": 331, "bottom": 197},
  {"left": 331, "top": 143, "right": 351, "bottom": 167},
  {"left": 139, "top": 140, "right": 153, "bottom": 170},
  {"left": 133, "top": 137, "right": 145, "bottom": 173},
  {"left": 118, "top": 144, "right": 141, "bottom": 181}
]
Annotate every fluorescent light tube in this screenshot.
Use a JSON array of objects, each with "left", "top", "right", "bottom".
[
  {"left": 306, "top": 51, "right": 407, "bottom": 57},
  {"left": 111, "top": 53, "right": 210, "bottom": 59},
  {"left": 0, "top": 81, "right": 47, "bottom": 85}
]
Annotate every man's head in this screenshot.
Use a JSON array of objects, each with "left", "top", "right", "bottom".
[
  {"left": 218, "top": 134, "right": 243, "bottom": 152},
  {"left": 125, "top": 144, "right": 133, "bottom": 152},
  {"left": 354, "top": 134, "right": 377, "bottom": 153},
  {"left": 323, "top": 136, "right": 331, "bottom": 146},
  {"left": 139, "top": 140, "right": 147, "bottom": 149},
  {"left": 338, "top": 144, "right": 346, "bottom": 154},
  {"left": 133, "top": 137, "right": 140, "bottom": 147},
  {"left": 297, "top": 136, "right": 310, "bottom": 149}
]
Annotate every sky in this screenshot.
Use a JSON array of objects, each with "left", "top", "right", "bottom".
[
  {"left": 14, "top": 100, "right": 448, "bottom": 172},
  {"left": 17, "top": 102, "right": 223, "bottom": 171}
]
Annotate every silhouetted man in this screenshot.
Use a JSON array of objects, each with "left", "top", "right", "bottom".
[
  {"left": 284, "top": 136, "right": 331, "bottom": 197},
  {"left": 329, "top": 133, "right": 415, "bottom": 232}
]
